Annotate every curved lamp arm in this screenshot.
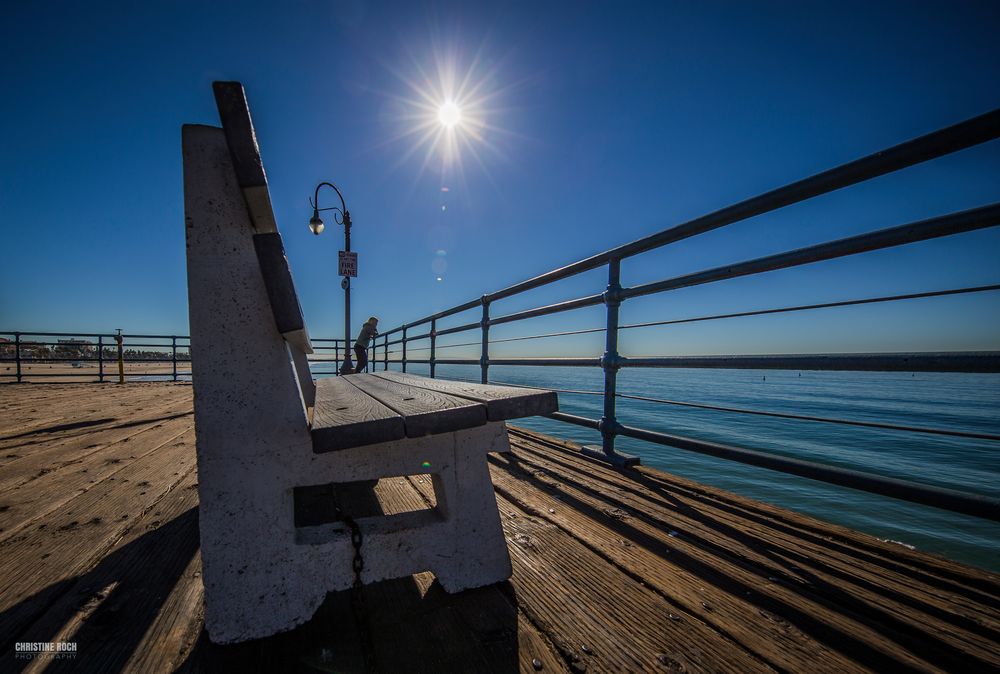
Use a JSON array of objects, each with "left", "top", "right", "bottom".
[{"left": 309, "top": 182, "right": 352, "bottom": 230}]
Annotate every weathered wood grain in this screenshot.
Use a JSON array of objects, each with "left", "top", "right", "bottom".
[
  {"left": 312, "top": 377, "right": 406, "bottom": 451},
  {"left": 0, "top": 430, "right": 196, "bottom": 641},
  {"left": 373, "top": 371, "right": 558, "bottom": 421},
  {"left": 503, "top": 427, "right": 1000, "bottom": 672},
  {"left": 345, "top": 374, "right": 487, "bottom": 437},
  {"left": 0, "top": 412, "right": 194, "bottom": 543},
  {"left": 2, "top": 384, "right": 998, "bottom": 674}
]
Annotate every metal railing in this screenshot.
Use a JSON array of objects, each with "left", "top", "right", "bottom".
[
  {"left": 4, "top": 109, "right": 998, "bottom": 521},
  {"left": 0, "top": 332, "right": 388, "bottom": 382},
  {"left": 0, "top": 331, "right": 193, "bottom": 382},
  {"left": 372, "top": 106, "right": 1000, "bottom": 521}
]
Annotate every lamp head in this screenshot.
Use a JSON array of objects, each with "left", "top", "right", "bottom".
[{"left": 308, "top": 208, "right": 325, "bottom": 235}]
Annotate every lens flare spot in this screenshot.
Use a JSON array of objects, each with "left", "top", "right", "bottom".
[{"left": 422, "top": 460, "right": 431, "bottom": 468}]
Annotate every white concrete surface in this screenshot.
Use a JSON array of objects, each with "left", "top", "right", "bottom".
[{"left": 183, "top": 124, "right": 512, "bottom": 644}]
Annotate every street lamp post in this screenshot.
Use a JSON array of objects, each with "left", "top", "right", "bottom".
[{"left": 309, "top": 181, "right": 354, "bottom": 375}]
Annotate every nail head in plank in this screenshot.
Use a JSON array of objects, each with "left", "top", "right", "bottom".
[
  {"left": 373, "top": 371, "right": 558, "bottom": 421},
  {"left": 344, "top": 374, "right": 486, "bottom": 437},
  {"left": 312, "top": 377, "right": 405, "bottom": 452}
]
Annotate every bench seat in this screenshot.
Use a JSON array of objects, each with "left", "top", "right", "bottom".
[
  {"left": 312, "top": 372, "right": 558, "bottom": 452},
  {"left": 185, "top": 81, "right": 561, "bottom": 644}
]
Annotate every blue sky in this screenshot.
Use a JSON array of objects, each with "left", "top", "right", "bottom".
[{"left": 1, "top": 0, "right": 998, "bottom": 358}]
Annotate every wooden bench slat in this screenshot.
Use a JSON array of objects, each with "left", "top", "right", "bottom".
[
  {"left": 212, "top": 81, "right": 278, "bottom": 234},
  {"left": 252, "top": 232, "right": 313, "bottom": 354},
  {"left": 344, "top": 374, "right": 487, "bottom": 437},
  {"left": 312, "top": 377, "right": 405, "bottom": 452},
  {"left": 373, "top": 371, "right": 558, "bottom": 421}
]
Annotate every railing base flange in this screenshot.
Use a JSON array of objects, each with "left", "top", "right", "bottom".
[{"left": 581, "top": 445, "right": 641, "bottom": 468}]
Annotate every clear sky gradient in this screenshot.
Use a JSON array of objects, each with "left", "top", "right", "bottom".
[{"left": 2, "top": 1, "right": 998, "bottom": 358}]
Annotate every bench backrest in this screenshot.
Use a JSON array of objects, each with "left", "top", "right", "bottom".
[{"left": 213, "top": 81, "right": 316, "bottom": 409}]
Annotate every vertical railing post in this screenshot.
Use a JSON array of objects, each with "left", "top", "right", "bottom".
[
  {"left": 334, "top": 342, "right": 340, "bottom": 376},
  {"left": 116, "top": 329, "right": 125, "bottom": 385},
  {"left": 430, "top": 319, "right": 437, "bottom": 379},
  {"left": 601, "top": 258, "right": 621, "bottom": 457},
  {"left": 172, "top": 336, "right": 178, "bottom": 381},
  {"left": 401, "top": 326, "right": 407, "bottom": 373},
  {"left": 14, "top": 332, "right": 22, "bottom": 383},
  {"left": 383, "top": 333, "right": 388, "bottom": 371},
  {"left": 480, "top": 296, "right": 490, "bottom": 384},
  {"left": 582, "top": 257, "right": 639, "bottom": 467},
  {"left": 98, "top": 335, "right": 104, "bottom": 382}
]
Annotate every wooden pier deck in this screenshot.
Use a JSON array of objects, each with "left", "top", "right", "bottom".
[{"left": 1, "top": 383, "right": 997, "bottom": 673}]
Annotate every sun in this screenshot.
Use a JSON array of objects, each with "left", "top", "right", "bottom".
[
  {"left": 438, "top": 101, "right": 461, "bottom": 129},
  {"left": 374, "top": 43, "right": 522, "bottom": 176}
]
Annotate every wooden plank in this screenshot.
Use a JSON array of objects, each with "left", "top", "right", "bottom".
[
  {"left": 0, "top": 384, "right": 177, "bottom": 441},
  {"left": 502, "top": 427, "right": 1000, "bottom": 672},
  {"left": 16, "top": 469, "right": 201, "bottom": 673},
  {"left": 0, "top": 395, "right": 192, "bottom": 495},
  {"left": 3, "top": 384, "right": 998, "bottom": 672},
  {"left": 373, "top": 371, "right": 558, "bottom": 421},
  {"left": 211, "top": 81, "right": 277, "bottom": 234},
  {"left": 345, "top": 374, "right": 486, "bottom": 438},
  {"left": 0, "top": 412, "right": 194, "bottom": 544},
  {"left": 405, "top": 471, "right": 774, "bottom": 672},
  {"left": 513, "top": 428, "right": 1000, "bottom": 622},
  {"left": 312, "top": 377, "right": 405, "bottom": 451},
  {"left": 0, "top": 430, "right": 197, "bottom": 641},
  {"left": 252, "top": 232, "right": 313, "bottom": 354}
]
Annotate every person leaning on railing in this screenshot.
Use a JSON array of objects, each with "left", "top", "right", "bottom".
[{"left": 353, "top": 316, "right": 379, "bottom": 374}]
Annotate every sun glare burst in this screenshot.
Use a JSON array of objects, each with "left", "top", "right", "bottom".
[{"left": 375, "top": 44, "right": 521, "bottom": 182}]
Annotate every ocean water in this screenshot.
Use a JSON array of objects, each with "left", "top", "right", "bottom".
[{"left": 317, "top": 363, "right": 999, "bottom": 573}]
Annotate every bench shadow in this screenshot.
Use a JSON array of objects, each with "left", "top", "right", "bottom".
[
  {"left": 0, "top": 506, "right": 200, "bottom": 674},
  {"left": 181, "top": 482, "right": 519, "bottom": 673},
  {"left": 2, "top": 481, "right": 519, "bottom": 673}
]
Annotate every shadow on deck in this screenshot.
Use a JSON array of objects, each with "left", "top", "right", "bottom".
[{"left": 0, "top": 383, "right": 997, "bottom": 672}]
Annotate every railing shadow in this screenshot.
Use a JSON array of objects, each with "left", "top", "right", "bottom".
[{"left": 493, "top": 445, "right": 999, "bottom": 673}]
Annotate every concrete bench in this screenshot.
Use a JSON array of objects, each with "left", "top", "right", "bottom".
[{"left": 183, "top": 82, "right": 557, "bottom": 644}]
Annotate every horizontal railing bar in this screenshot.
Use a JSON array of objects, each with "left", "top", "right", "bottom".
[
  {"left": 545, "top": 411, "right": 602, "bottom": 430},
  {"left": 484, "top": 358, "right": 601, "bottom": 367},
  {"left": 490, "top": 293, "right": 605, "bottom": 326},
  {"left": 397, "top": 298, "right": 482, "bottom": 333},
  {"left": 614, "top": 422, "right": 1000, "bottom": 522},
  {"left": 435, "top": 321, "right": 481, "bottom": 338},
  {"left": 0, "top": 332, "right": 193, "bottom": 340},
  {"left": 617, "top": 393, "right": 1000, "bottom": 441},
  {"left": 620, "top": 283, "right": 1000, "bottom": 332},
  {"left": 0, "top": 358, "right": 189, "bottom": 363},
  {"left": 482, "top": 107, "right": 1000, "bottom": 305},
  {"left": 383, "top": 283, "right": 1000, "bottom": 355},
  {"left": 487, "top": 380, "right": 604, "bottom": 396},
  {"left": 0, "top": 372, "right": 191, "bottom": 378},
  {"left": 620, "top": 352, "right": 1000, "bottom": 373},
  {"left": 365, "top": 352, "right": 1000, "bottom": 372},
  {"left": 623, "top": 203, "right": 1000, "bottom": 301}
]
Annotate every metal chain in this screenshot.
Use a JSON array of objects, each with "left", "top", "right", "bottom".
[{"left": 333, "top": 492, "right": 377, "bottom": 672}]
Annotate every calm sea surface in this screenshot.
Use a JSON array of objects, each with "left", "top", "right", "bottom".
[{"left": 313, "top": 363, "right": 1000, "bottom": 573}]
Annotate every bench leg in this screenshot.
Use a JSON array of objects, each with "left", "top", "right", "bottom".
[{"left": 431, "top": 434, "right": 512, "bottom": 593}]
